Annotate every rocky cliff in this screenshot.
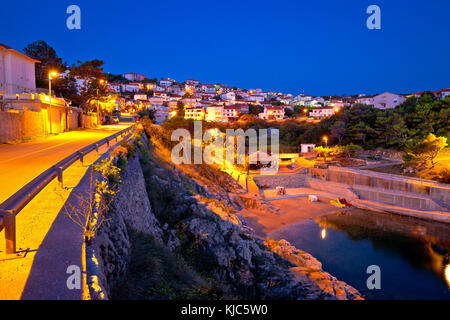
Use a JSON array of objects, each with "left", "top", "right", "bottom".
[{"left": 87, "top": 127, "right": 363, "bottom": 300}]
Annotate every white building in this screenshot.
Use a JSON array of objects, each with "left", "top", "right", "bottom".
[
  {"left": 185, "top": 106, "right": 204, "bottom": 120},
  {"left": 247, "top": 94, "right": 265, "bottom": 103},
  {"left": 186, "top": 79, "right": 199, "bottom": 85},
  {"left": 201, "top": 84, "right": 218, "bottom": 94},
  {"left": 293, "top": 94, "right": 313, "bottom": 105},
  {"left": 221, "top": 91, "right": 236, "bottom": 100},
  {"left": 0, "top": 43, "right": 39, "bottom": 95},
  {"left": 356, "top": 92, "right": 406, "bottom": 109},
  {"left": 301, "top": 144, "right": 316, "bottom": 153},
  {"left": 159, "top": 78, "right": 173, "bottom": 87},
  {"left": 258, "top": 106, "right": 285, "bottom": 120},
  {"left": 121, "top": 83, "right": 140, "bottom": 92},
  {"left": 205, "top": 105, "right": 225, "bottom": 122},
  {"left": 134, "top": 94, "right": 147, "bottom": 101},
  {"left": 124, "top": 72, "right": 146, "bottom": 81},
  {"left": 153, "top": 105, "right": 170, "bottom": 124},
  {"left": 436, "top": 88, "right": 450, "bottom": 100},
  {"left": 223, "top": 105, "right": 239, "bottom": 122},
  {"left": 108, "top": 83, "right": 122, "bottom": 93},
  {"left": 309, "top": 107, "right": 336, "bottom": 118}
]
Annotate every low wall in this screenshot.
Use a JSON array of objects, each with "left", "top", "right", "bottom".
[
  {"left": 253, "top": 174, "right": 307, "bottom": 189},
  {"left": 0, "top": 108, "right": 98, "bottom": 143},
  {"left": 81, "top": 114, "right": 98, "bottom": 128},
  {"left": 68, "top": 111, "right": 79, "bottom": 130},
  {"left": 352, "top": 186, "right": 447, "bottom": 212},
  {"left": 307, "top": 166, "right": 450, "bottom": 212},
  {"left": 0, "top": 109, "right": 47, "bottom": 142},
  {"left": 86, "top": 133, "right": 163, "bottom": 299}
]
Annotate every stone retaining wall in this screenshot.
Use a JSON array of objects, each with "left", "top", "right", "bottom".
[
  {"left": 308, "top": 166, "right": 450, "bottom": 211},
  {"left": 0, "top": 109, "right": 98, "bottom": 143},
  {"left": 253, "top": 174, "right": 307, "bottom": 189}
]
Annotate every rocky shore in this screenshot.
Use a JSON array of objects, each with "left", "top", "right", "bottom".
[{"left": 86, "top": 127, "right": 363, "bottom": 300}]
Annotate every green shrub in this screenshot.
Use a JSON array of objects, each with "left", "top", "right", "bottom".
[{"left": 93, "top": 158, "right": 121, "bottom": 187}]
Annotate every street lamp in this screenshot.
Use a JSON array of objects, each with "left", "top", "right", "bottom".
[
  {"left": 323, "top": 136, "right": 328, "bottom": 147},
  {"left": 97, "top": 80, "right": 107, "bottom": 125},
  {"left": 48, "top": 71, "right": 58, "bottom": 134}
]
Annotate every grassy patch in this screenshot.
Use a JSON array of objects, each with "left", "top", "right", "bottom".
[{"left": 111, "top": 227, "right": 221, "bottom": 300}]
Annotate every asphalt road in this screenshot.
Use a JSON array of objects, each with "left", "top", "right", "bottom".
[{"left": 0, "top": 124, "right": 131, "bottom": 204}]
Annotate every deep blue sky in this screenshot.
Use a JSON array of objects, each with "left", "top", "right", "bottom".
[{"left": 2, "top": 0, "right": 449, "bottom": 96}]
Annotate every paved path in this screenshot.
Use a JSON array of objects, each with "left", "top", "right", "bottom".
[{"left": 0, "top": 124, "right": 129, "bottom": 203}]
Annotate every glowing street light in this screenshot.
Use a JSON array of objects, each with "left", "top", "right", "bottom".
[
  {"left": 97, "top": 80, "right": 107, "bottom": 125},
  {"left": 321, "top": 228, "right": 326, "bottom": 239},
  {"left": 48, "top": 71, "right": 59, "bottom": 134},
  {"left": 445, "top": 264, "right": 450, "bottom": 288},
  {"left": 323, "top": 136, "right": 328, "bottom": 147}
]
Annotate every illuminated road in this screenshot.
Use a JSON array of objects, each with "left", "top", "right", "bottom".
[
  {"left": 0, "top": 124, "right": 131, "bottom": 204},
  {"left": 0, "top": 123, "right": 133, "bottom": 299}
]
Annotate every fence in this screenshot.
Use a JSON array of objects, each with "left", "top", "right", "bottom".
[{"left": 0, "top": 125, "right": 135, "bottom": 254}]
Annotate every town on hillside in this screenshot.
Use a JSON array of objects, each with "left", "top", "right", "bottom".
[
  {"left": 2, "top": 42, "right": 450, "bottom": 129},
  {"left": 0, "top": 39, "right": 449, "bottom": 304}
]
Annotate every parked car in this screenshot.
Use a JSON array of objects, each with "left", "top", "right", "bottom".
[{"left": 103, "top": 115, "right": 111, "bottom": 125}]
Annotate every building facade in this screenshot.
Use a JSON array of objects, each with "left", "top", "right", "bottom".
[{"left": 0, "top": 43, "right": 39, "bottom": 95}]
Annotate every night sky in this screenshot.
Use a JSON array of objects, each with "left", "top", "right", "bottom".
[{"left": 2, "top": 0, "right": 449, "bottom": 96}]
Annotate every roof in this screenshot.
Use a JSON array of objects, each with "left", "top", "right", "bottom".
[
  {"left": 311, "top": 106, "right": 334, "bottom": 110},
  {"left": 0, "top": 43, "right": 40, "bottom": 63},
  {"left": 265, "top": 105, "right": 284, "bottom": 110}
]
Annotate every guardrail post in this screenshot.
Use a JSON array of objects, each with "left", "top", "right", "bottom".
[
  {"left": 95, "top": 144, "right": 99, "bottom": 153},
  {"left": 115, "top": 135, "right": 118, "bottom": 142},
  {"left": 1, "top": 210, "right": 16, "bottom": 254},
  {"left": 56, "top": 167, "right": 64, "bottom": 189},
  {"left": 106, "top": 139, "right": 110, "bottom": 147},
  {"left": 79, "top": 152, "right": 84, "bottom": 165}
]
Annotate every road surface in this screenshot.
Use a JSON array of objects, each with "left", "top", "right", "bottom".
[
  {"left": 0, "top": 124, "right": 131, "bottom": 204},
  {"left": 0, "top": 123, "right": 133, "bottom": 299}
]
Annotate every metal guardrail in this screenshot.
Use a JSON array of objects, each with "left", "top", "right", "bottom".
[{"left": 0, "top": 125, "right": 135, "bottom": 254}]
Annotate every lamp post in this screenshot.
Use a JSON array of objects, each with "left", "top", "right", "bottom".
[
  {"left": 48, "top": 71, "right": 58, "bottom": 134},
  {"left": 97, "top": 80, "right": 107, "bottom": 125}
]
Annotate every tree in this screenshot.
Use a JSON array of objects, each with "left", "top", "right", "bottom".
[
  {"left": 341, "top": 144, "right": 363, "bottom": 159},
  {"left": 404, "top": 134, "right": 447, "bottom": 169},
  {"left": 314, "top": 146, "right": 332, "bottom": 161},
  {"left": 24, "top": 40, "right": 65, "bottom": 86},
  {"left": 175, "top": 101, "right": 185, "bottom": 119},
  {"left": 248, "top": 104, "right": 264, "bottom": 115},
  {"left": 284, "top": 108, "right": 294, "bottom": 118},
  {"left": 331, "top": 120, "right": 346, "bottom": 144},
  {"left": 138, "top": 109, "right": 156, "bottom": 122},
  {"left": 374, "top": 112, "right": 409, "bottom": 148},
  {"left": 23, "top": 40, "right": 78, "bottom": 98},
  {"left": 237, "top": 114, "right": 258, "bottom": 123},
  {"left": 70, "top": 60, "right": 108, "bottom": 111}
]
